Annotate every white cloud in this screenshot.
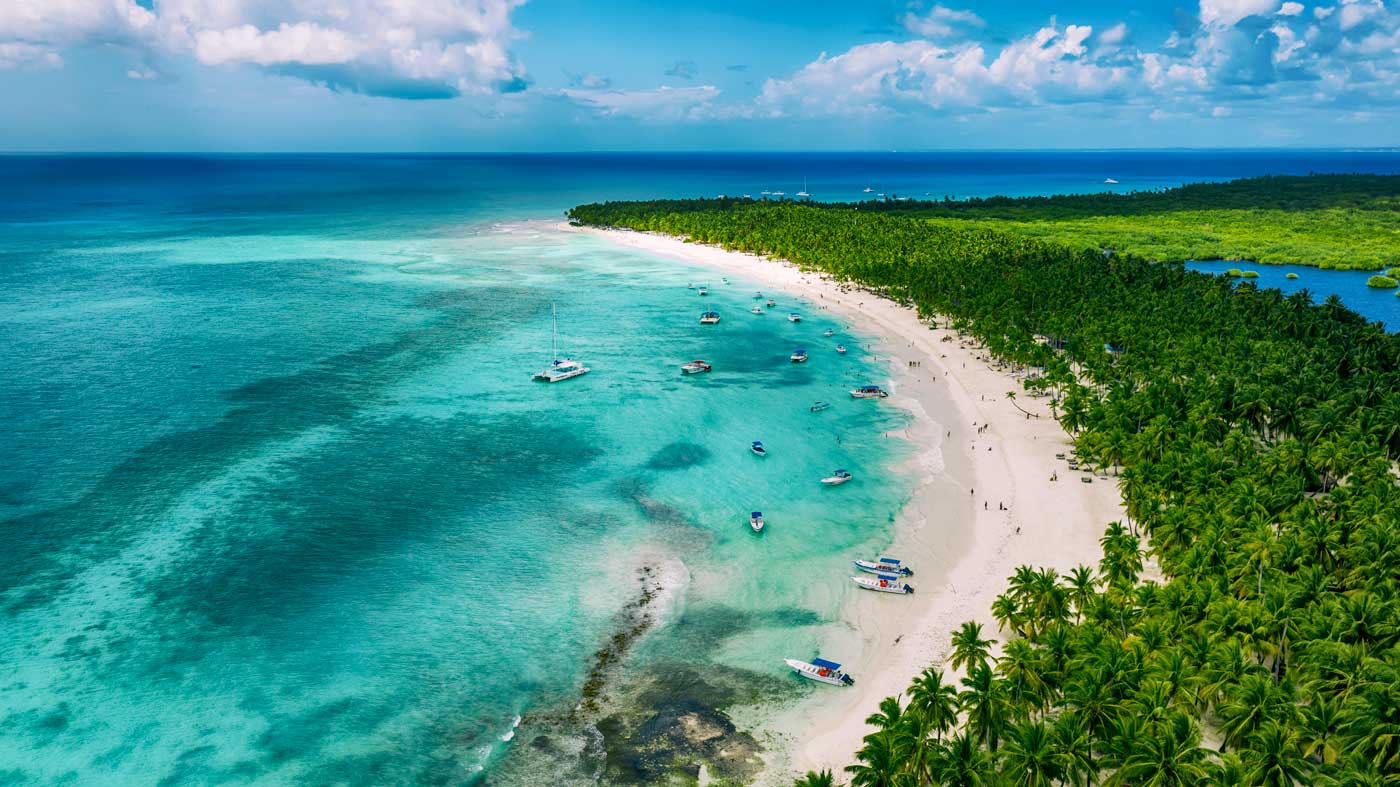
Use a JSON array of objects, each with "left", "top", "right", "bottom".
[
  {"left": 559, "top": 85, "right": 721, "bottom": 120},
  {"left": 1278, "top": 2, "right": 1305, "bottom": 15},
  {"left": 902, "top": 4, "right": 983, "bottom": 38},
  {"left": 0, "top": 0, "right": 530, "bottom": 99},
  {"left": 1199, "top": 0, "right": 1282, "bottom": 27}
]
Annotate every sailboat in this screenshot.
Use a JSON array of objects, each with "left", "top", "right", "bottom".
[
  {"left": 533, "top": 304, "right": 591, "bottom": 382},
  {"left": 796, "top": 178, "right": 810, "bottom": 198}
]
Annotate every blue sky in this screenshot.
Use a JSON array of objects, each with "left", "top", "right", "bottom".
[{"left": 1, "top": 0, "right": 1396, "bottom": 150}]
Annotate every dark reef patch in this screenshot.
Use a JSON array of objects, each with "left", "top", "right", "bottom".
[{"left": 644, "top": 441, "right": 711, "bottom": 471}]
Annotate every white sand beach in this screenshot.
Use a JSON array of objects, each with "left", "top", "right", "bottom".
[{"left": 565, "top": 224, "right": 1125, "bottom": 783}]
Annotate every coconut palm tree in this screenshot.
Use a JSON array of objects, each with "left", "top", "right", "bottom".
[{"left": 951, "top": 621, "right": 996, "bottom": 675}]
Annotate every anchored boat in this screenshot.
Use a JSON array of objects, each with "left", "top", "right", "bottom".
[
  {"left": 790, "top": 348, "right": 808, "bottom": 363},
  {"left": 854, "top": 557, "right": 914, "bottom": 576},
  {"left": 699, "top": 311, "right": 721, "bottom": 325},
  {"left": 750, "top": 511, "right": 765, "bottom": 532},
  {"left": 766, "top": 299, "right": 776, "bottom": 308},
  {"left": 852, "top": 573, "right": 915, "bottom": 594},
  {"left": 809, "top": 401, "right": 831, "bottom": 412},
  {"left": 836, "top": 345, "right": 848, "bottom": 354},
  {"left": 698, "top": 286, "right": 709, "bottom": 296},
  {"left": 681, "top": 359, "right": 712, "bottom": 374},
  {"left": 821, "top": 469, "right": 853, "bottom": 486},
  {"left": 785, "top": 658, "right": 854, "bottom": 686},
  {"left": 823, "top": 329, "right": 834, "bottom": 337},
  {"left": 788, "top": 313, "right": 802, "bottom": 323},
  {"left": 750, "top": 305, "right": 763, "bottom": 314},
  {"left": 750, "top": 441, "right": 767, "bottom": 457},
  {"left": 850, "top": 385, "right": 889, "bottom": 399},
  {"left": 532, "top": 304, "right": 591, "bottom": 383}
]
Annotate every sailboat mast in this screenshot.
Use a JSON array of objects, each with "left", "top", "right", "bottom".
[{"left": 551, "top": 303, "right": 558, "bottom": 360}]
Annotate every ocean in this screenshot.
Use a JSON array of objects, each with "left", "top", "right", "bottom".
[{"left": 3, "top": 151, "right": 1398, "bottom": 786}]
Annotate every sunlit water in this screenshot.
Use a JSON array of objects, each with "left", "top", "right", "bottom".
[{"left": 4, "top": 152, "right": 1398, "bottom": 785}]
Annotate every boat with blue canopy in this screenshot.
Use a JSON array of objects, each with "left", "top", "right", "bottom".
[
  {"left": 854, "top": 557, "right": 913, "bottom": 576},
  {"left": 750, "top": 511, "right": 764, "bottom": 532},
  {"left": 750, "top": 441, "right": 767, "bottom": 457},
  {"left": 784, "top": 657, "right": 854, "bottom": 686},
  {"left": 821, "top": 469, "right": 853, "bottom": 486},
  {"left": 790, "top": 348, "right": 808, "bottom": 363},
  {"left": 852, "top": 572, "right": 914, "bottom": 594},
  {"left": 699, "top": 311, "right": 721, "bottom": 324}
]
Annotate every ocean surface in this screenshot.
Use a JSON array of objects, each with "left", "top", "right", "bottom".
[{"left": 3, "top": 151, "right": 1398, "bottom": 786}]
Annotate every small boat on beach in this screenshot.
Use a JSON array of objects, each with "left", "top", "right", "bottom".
[
  {"left": 810, "top": 401, "right": 831, "bottom": 412},
  {"left": 532, "top": 304, "right": 591, "bottom": 383},
  {"left": 854, "top": 557, "right": 914, "bottom": 576},
  {"left": 750, "top": 511, "right": 765, "bottom": 532},
  {"left": 821, "top": 469, "right": 853, "bottom": 486},
  {"left": 766, "top": 299, "right": 776, "bottom": 308},
  {"left": 751, "top": 441, "right": 767, "bottom": 457},
  {"left": 700, "top": 311, "right": 721, "bottom": 325},
  {"left": 823, "top": 329, "right": 834, "bottom": 337},
  {"left": 784, "top": 658, "right": 854, "bottom": 686},
  {"left": 852, "top": 573, "right": 915, "bottom": 594},
  {"left": 850, "top": 385, "right": 889, "bottom": 399},
  {"left": 790, "top": 348, "right": 808, "bottom": 363},
  {"left": 750, "top": 305, "right": 763, "bottom": 314},
  {"left": 681, "top": 359, "right": 712, "bottom": 374},
  {"left": 787, "top": 313, "right": 802, "bottom": 323},
  {"left": 836, "top": 345, "right": 847, "bottom": 354}
]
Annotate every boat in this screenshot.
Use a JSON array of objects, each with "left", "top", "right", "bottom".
[
  {"left": 681, "top": 359, "right": 712, "bottom": 374},
  {"left": 721, "top": 277, "right": 730, "bottom": 285},
  {"left": 787, "top": 313, "right": 802, "bottom": 323},
  {"left": 821, "top": 469, "right": 853, "bottom": 486},
  {"left": 750, "top": 511, "right": 765, "bottom": 532},
  {"left": 1104, "top": 178, "right": 1119, "bottom": 184},
  {"left": 784, "top": 657, "right": 854, "bottom": 686},
  {"left": 772, "top": 191, "right": 786, "bottom": 197},
  {"left": 687, "top": 283, "right": 695, "bottom": 289},
  {"left": 790, "top": 348, "right": 808, "bottom": 363},
  {"left": 766, "top": 299, "right": 776, "bottom": 308},
  {"left": 532, "top": 305, "right": 591, "bottom": 382},
  {"left": 751, "top": 441, "right": 767, "bottom": 457},
  {"left": 754, "top": 291, "right": 764, "bottom": 299},
  {"left": 850, "top": 385, "right": 889, "bottom": 399},
  {"left": 823, "top": 329, "right": 834, "bottom": 337},
  {"left": 863, "top": 187, "right": 874, "bottom": 193},
  {"left": 851, "top": 573, "right": 915, "bottom": 594},
  {"left": 699, "top": 311, "right": 721, "bottom": 325},
  {"left": 796, "top": 178, "right": 810, "bottom": 198},
  {"left": 836, "top": 345, "right": 847, "bottom": 354},
  {"left": 698, "top": 286, "right": 709, "bottom": 296},
  {"left": 750, "top": 305, "right": 763, "bottom": 314},
  {"left": 809, "top": 401, "right": 831, "bottom": 412},
  {"left": 854, "top": 557, "right": 914, "bottom": 576},
  {"left": 760, "top": 190, "right": 772, "bottom": 196}
]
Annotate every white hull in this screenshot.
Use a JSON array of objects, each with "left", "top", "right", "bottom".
[
  {"left": 851, "top": 576, "right": 914, "bottom": 594},
  {"left": 784, "top": 659, "right": 852, "bottom": 686},
  {"left": 854, "top": 560, "right": 912, "bottom": 576},
  {"left": 821, "top": 474, "right": 852, "bottom": 486},
  {"left": 850, "top": 391, "right": 888, "bottom": 399},
  {"left": 534, "top": 365, "right": 590, "bottom": 382},
  {"left": 750, "top": 517, "right": 764, "bottom": 533}
]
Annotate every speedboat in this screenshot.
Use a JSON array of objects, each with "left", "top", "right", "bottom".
[
  {"left": 823, "top": 329, "right": 834, "bottom": 337},
  {"left": 700, "top": 311, "right": 721, "bottom": 324},
  {"left": 863, "top": 187, "right": 874, "bottom": 193},
  {"left": 809, "top": 401, "right": 831, "bottom": 412},
  {"left": 751, "top": 441, "right": 767, "bottom": 457},
  {"left": 854, "top": 557, "right": 913, "bottom": 576},
  {"left": 788, "top": 313, "right": 802, "bottom": 323},
  {"left": 681, "top": 360, "right": 712, "bottom": 374},
  {"left": 754, "top": 292, "right": 764, "bottom": 299},
  {"left": 790, "top": 348, "right": 808, "bottom": 363},
  {"left": 821, "top": 469, "right": 853, "bottom": 486},
  {"left": 836, "top": 345, "right": 847, "bottom": 354},
  {"left": 698, "top": 286, "right": 709, "bottom": 296},
  {"left": 785, "top": 658, "right": 854, "bottom": 686},
  {"left": 852, "top": 573, "right": 914, "bottom": 594},
  {"left": 534, "top": 358, "right": 591, "bottom": 383},
  {"left": 750, "top": 511, "right": 765, "bottom": 532},
  {"left": 850, "top": 385, "right": 889, "bottom": 399},
  {"left": 766, "top": 299, "right": 776, "bottom": 308},
  {"left": 750, "top": 305, "right": 763, "bottom": 314},
  {"left": 1104, "top": 178, "right": 1119, "bottom": 184}
]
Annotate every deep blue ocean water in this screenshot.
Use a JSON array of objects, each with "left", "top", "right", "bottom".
[{"left": 3, "top": 151, "right": 1399, "bottom": 785}]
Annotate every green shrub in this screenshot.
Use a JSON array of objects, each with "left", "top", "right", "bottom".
[
  {"left": 1241, "top": 270, "right": 1259, "bottom": 278},
  {"left": 1366, "top": 275, "right": 1398, "bottom": 289},
  {"left": 1286, "top": 272, "right": 1299, "bottom": 279},
  {"left": 1225, "top": 268, "right": 1243, "bottom": 277}
]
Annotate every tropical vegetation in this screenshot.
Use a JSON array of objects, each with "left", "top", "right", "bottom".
[
  {"left": 568, "top": 193, "right": 1400, "bottom": 786},
  {"left": 1367, "top": 276, "right": 1398, "bottom": 289}
]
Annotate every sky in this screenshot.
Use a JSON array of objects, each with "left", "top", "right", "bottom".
[{"left": 0, "top": 0, "right": 1397, "bottom": 151}]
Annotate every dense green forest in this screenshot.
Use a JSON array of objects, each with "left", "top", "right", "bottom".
[{"left": 567, "top": 197, "right": 1400, "bottom": 786}]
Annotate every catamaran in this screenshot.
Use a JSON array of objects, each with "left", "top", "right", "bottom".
[
  {"left": 836, "top": 345, "right": 848, "bottom": 354},
  {"left": 850, "top": 385, "right": 889, "bottom": 399},
  {"left": 681, "top": 360, "right": 712, "bottom": 374},
  {"left": 532, "top": 304, "right": 591, "bottom": 383},
  {"left": 790, "top": 348, "right": 808, "bottom": 363},
  {"left": 751, "top": 441, "right": 767, "bottom": 457},
  {"left": 852, "top": 573, "right": 915, "bottom": 594},
  {"left": 796, "top": 178, "right": 810, "bottom": 198},
  {"left": 700, "top": 311, "right": 721, "bottom": 325},
  {"left": 784, "top": 657, "right": 854, "bottom": 686},
  {"left": 821, "top": 469, "right": 853, "bottom": 486},
  {"left": 854, "top": 557, "right": 914, "bottom": 576},
  {"left": 750, "top": 511, "right": 765, "bottom": 532},
  {"left": 787, "top": 313, "right": 802, "bottom": 323}
]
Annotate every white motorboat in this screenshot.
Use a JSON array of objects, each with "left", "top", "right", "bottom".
[
  {"left": 1104, "top": 178, "right": 1119, "bottom": 184},
  {"left": 765, "top": 299, "right": 776, "bottom": 308},
  {"left": 852, "top": 573, "right": 915, "bottom": 594},
  {"left": 809, "top": 401, "right": 831, "bottom": 412},
  {"left": 853, "top": 557, "right": 913, "bottom": 576},
  {"left": 790, "top": 348, "right": 808, "bottom": 363},
  {"left": 863, "top": 187, "right": 874, "bottom": 193},
  {"left": 836, "top": 345, "right": 847, "bottom": 354},
  {"left": 721, "top": 277, "right": 730, "bottom": 285},
  {"left": 681, "top": 359, "right": 712, "bottom": 374},
  {"left": 821, "top": 469, "right": 853, "bottom": 486},
  {"left": 785, "top": 658, "right": 854, "bottom": 686},
  {"left": 850, "top": 385, "right": 889, "bottom": 399},
  {"left": 823, "top": 329, "right": 834, "bottom": 337},
  {"left": 698, "top": 286, "right": 709, "bottom": 296},
  {"left": 754, "top": 292, "right": 764, "bottom": 299},
  {"left": 700, "top": 311, "right": 721, "bottom": 325},
  {"left": 787, "top": 313, "right": 802, "bottom": 323},
  {"left": 751, "top": 441, "right": 767, "bottom": 457},
  {"left": 532, "top": 304, "right": 591, "bottom": 382},
  {"left": 750, "top": 305, "right": 763, "bottom": 314},
  {"left": 687, "top": 283, "right": 695, "bottom": 289},
  {"left": 750, "top": 511, "right": 765, "bottom": 532}
]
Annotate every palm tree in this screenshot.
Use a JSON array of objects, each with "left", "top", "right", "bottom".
[
  {"left": 961, "top": 662, "right": 1010, "bottom": 752},
  {"left": 1052, "top": 712, "right": 1097, "bottom": 787},
  {"left": 845, "top": 729, "right": 911, "bottom": 787},
  {"left": 1241, "top": 721, "right": 1312, "bottom": 787},
  {"left": 951, "top": 621, "right": 996, "bottom": 674},
  {"left": 1106, "top": 712, "right": 1215, "bottom": 787},
  {"left": 936, "top": 733, "right": 1000, "bottom": 787},
  {"left": 794, "top": 768, "right": 837, "bottom": 787},
  {"left": 999, "top": 720, "right": 1062, "bottom": 787},
  {"left": 908, "top": 666, "right": 959, "bottom": 742}
]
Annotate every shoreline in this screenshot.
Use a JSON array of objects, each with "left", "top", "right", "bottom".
[{"left": 563, "top": 223, "right": 1125, "bottom": 783}]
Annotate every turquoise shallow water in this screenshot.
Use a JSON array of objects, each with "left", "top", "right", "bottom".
[{"left": 6, "top": 152, "right": 1400, "bottom": 785}]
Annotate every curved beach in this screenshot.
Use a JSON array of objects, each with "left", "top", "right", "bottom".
[{"left": 567, "top": 223, "right": 1125, "bottom": 782}]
